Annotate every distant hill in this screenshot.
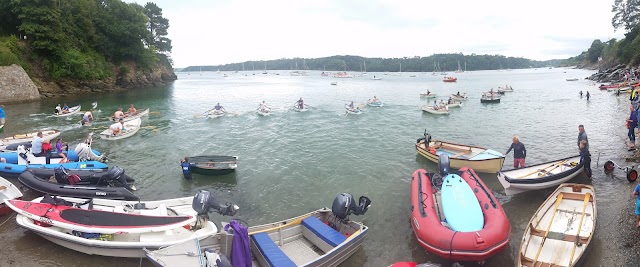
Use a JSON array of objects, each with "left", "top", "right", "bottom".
[{"left": 181, "top": 54, "right": 564, "bottom": 72}]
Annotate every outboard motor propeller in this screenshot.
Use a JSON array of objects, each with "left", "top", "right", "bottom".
[
  {"left": 192, "top": 190, "right": 239, "bottom": 217},
  {"left": 438, "top": 154, "right": 450, "bottom": 177},
  {"left": 331, "top": 193, "right": 371, "bottom": 222}
]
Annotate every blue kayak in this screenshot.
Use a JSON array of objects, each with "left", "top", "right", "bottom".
[{"left": 440, "top": 173, "right": 484, "bottom": 232}]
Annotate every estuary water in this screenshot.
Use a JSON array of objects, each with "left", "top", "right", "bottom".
[{"left": 0, "top": 68, "right": 637, "bottom": 266}]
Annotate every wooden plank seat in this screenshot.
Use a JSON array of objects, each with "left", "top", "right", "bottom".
[
  {"left": 520, "top": 253, "right": 565, "bottom": 267},
  {"left": 528, "top": 223, "right": 590, "bottom": 245}
]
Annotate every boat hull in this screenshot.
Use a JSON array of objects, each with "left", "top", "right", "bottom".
[
  {"left": 100, "top": 118, "right": 141, "bottom": 140},
  {"left": 54, "top": 105, "right": 81, "bottom": 117},
  {"left": 421, "top": 106, "right": 449, "bottom": 115},
  {"left": 0, "top": 176, "right": 23, "bottom": 216},
  {"left": 0, "top": 161, "right": 108, "bottom": 178},
  {"left": 416, "top": 139, "right": 505, "bottom": 173},
  {"left": 110, "top": 109, "right": 149, "bottom": 122},
  {"left": 497, "top": 155, "right": 584, "bottom": 195},
  {"left": 18, "top": 170, "right": 137, "bottom": 200},
  {"left": 0, "top": 130, "right": 60, "bottom": 146}
]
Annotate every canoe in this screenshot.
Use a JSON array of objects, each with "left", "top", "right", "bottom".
[
  {"left": 345, "top": 104, "right": 362, "bottom": 115},
  {"left": 0, "top": 129, "right": 60, "bottom": 146},
  {"left": 26, "top": 167, "right": 135, "bottom": 190},
  {"left": 416, "top": 136, "right": 505, "bottom": 173},
  {"left": 420, "top": 93, "right": 437, "bottom": 98},
  {"left": 256, "top": 108, "right": 271, "bottom": 116},
  {"left": 518, "top": 183, "right": 596, "bottom": 267},
  {"left": 421, "top": 106, "right": 450, "bottom": 115},
  {"left": 145, "top": 208, "right": 369, "bottom": 267},
  {"left": 10, "top": 193, "right": 237, "bottom": 258},
  {"left": 367, "top": 101, "right": 384, "bottom": 107},
  {"left": 206, "top": 109, "right": 225, "bottom": 118},
  {"left": 189, "top": 155, "right": 238, "bottom": 175},
  {"left": 0, "top": 176, "right": 23, "bottom": 216},
  {"left": 18, "top": 169, "right": 137, "bottom": 200},
  {"left": 110, "top": 108, "right": 149, "bottom": 122},
  {"left": 411, "top": 167, "right": 510, "bottom": 262},
  {"left": 100, "top": 118, "right": 141, "bottom": 140},
  {"left": 54, "top": 105, "right": 81, "bottom": 117},
  {"left": 497, "top": 155, "right": 583, "bottom": 195}
]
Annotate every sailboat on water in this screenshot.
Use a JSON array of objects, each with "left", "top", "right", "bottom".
[
  {"left": 333, "top": 61, "right": 353, "bottom": 78},
  {"left": 262, "top": 62, "right": 268, "bottom": 75},
  {"left": 362, "top": 61, "right": 368, "bottom": 76}
]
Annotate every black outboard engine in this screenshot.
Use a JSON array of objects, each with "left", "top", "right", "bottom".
[
  {"left": 103, "top": 166, "right": 125, "bottom": 181},
  {"left": 331, "top": 193, "right": 371, "bottom": 222},
  {"left": 54, "top": 166, "right": 69, "bottom": 184},
  {"left": 438, "top": 154, "right": 450, "bottom": 177},
  {"left": 192, "top": 190, "right": 238, "bottom": 217}
]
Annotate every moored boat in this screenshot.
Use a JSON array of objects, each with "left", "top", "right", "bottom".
[
  {"left": 518, "top": 183, "right": 596, "bottom": 267},
  {"left": 54, "top": 105, "right": 81, "bottom": 117},
  {"left": 99, "top": 118, "right": 141, "bottom": 140},
  {"left": 443, "top": 77, "right": 457, "bottom": 82},
  {"left": 497, "top": 155, "right": 583, "bottom": 195},
  {"left": 110, "top": 108, "right": 150, "bottom": 122},
  {"left": 0, "top": 176, "right": 22, "bottom": 216},
  {"left": 410, "top": 158, "right": 511, "bottom": 262},
  {"left": 206, "top": 109, "right": 226, "bottom": 118},
  {"left": 421, "top": 105, "right": 449, "bottom": 115},
  {"left": 7, "top": 190, "right": 238, "bottom": 258},
  {"left": 420, "top": 93, "right": 437, "bottom": 98},
  {"left": 0, "top": 129, "right": 60, "bottom": 146},
  {"left": 189, "top": 155, "right": 238, "bottom": 175},
  {"left": 481, "top": 94, "right": 501, "bottom": 103},
  {"left": 145, "top": 193, "right": 370, "bottom": 267},
  {"left": 416, "top": 132, "right": 505, "bottom": 173}
]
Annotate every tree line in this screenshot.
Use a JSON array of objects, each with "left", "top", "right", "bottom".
[
  {"left": 564, "top": 0, "right": 640, "bottom": 67},
  {"left": 183, "top": 54, "right": 562, "bottom": 72},
  {"left": 0, "top": 0, "right": 171, "bottom": 80}
]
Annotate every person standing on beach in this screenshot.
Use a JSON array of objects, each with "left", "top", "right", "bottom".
[
  {"left": 634, "top": 180, "right": 640, "bottom": 227},
  {"left": 578, "top": 125, "right": 589, "bottom": 151},
  {"left": 629, "top": 105, "right": 638, "bottom": 144},
  {"left": 505, "top": 135, "right": 526, "bottom": 168},
  {"left": 579, "top": 140, "right": 592, "bottom": 179}
]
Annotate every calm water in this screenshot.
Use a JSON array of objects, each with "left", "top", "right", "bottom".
[{"left": 0, "top": 68, "right": 636, "bottom": 267}]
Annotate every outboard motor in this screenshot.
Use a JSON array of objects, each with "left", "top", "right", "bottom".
[
  {"left": 17, "top": 145, "right": 28, "bottom": 161},
  {"left": 331, "top": 193, "right": 371, "bottom": 222},
  {"left": 54, "top": 166, "right": 69, "bottom": 184},
  {"left": 438, "top": 154, "right": 450, "bottom": 177},
  {"left": 192, "top": 190, "right": 238, "bottom": 217}
]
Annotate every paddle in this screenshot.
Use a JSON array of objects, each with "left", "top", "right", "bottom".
[
  {"left": 568, "top": 193, "right": 592, "bottom": 265},
  {"left": 149, "top": 111, "right": 161, "bottom": 115},
  {"left": 532, "top": 193, "right": 564, "bottom": 265},
  {"left": 516, "top": 159, "right": 569, "bottom": 179},
  {"left": 193, "top": 108, "right": 215, "bottom": 118}
]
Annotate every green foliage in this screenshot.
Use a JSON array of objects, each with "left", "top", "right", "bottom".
[
  {"left": 612, "top": 0, "right": 640, "bottom": 32},
  {"left": 144, "top": 2, "right": 171, "bottom": 53},
  {"left": 186, "top": 54, "right": 559, "bottom": 72},
  {"left": 0, "top": 35, "right": 29, "bottom": 69},
  {"left": 586, "top": 40, "right": 605, "bottom": 63},
  {"left": 46, "top": 49, "right": 111, "bottom": 79}
]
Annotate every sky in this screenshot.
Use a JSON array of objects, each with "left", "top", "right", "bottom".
[{"left": 131, "top": 0, "right": 624, "bottom": 68}]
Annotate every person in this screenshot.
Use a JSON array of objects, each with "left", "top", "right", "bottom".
[
  {"left": 31, "top": 132, "right": 45, "bottom": 156},
  {"left": 634, "top": 180, "right": 640, "bottom": 227},
  {"left": 74, "top": 133, "right": 105, "bottom": 162},
  {"left": 55, "top": 137, "right": 68, "bottom": 163},
  {"left": 180, "top": 157, "right": 193, "bottom": 180},
  {"left": 295, "top": 98, "right": 304, "bottom": 109},
  {"left": 433, "top": 100, "right": 438, "bottom": 109},
  {"left": 62, "top": 103, "right": 70, "bottom": 113},
  {"left": 629, "top": 106, "right": 638, "bottom": 144},
  {"left": 372, "top": 96, "right": 379, "bottom": 103},
  {"left": 505, "top": 135, "right": 527, "bottom": 168},
  {"left": 257, "top": 101, "right": 269, "bottom": 112},
  {"left": 577, "top": 125, "right": 589, "bottom": 151},
  {"left": 448, "top": 97, "right": 453, "bottom": 104},
  {"left": 42, "top": 140, "right": 53, "bottom": 164},
  {"left": 127, "top": 104, "right": 137, "bottom": 114},
  {"left": 81, "top": 111, "right": 93, "bottom": 126},
  {"left": 586, "top": 91, "right": 590, "bottom": 100},
  {"left": 54, "top": 104, "right": 62, "bottom": 114},
  {"left": 490, "top": 88, "right": 494, "bottom": 94},
  {"left": 0, "top": 105, "right": 5, "bottom": 126},
  {"left": 427, "top": 90, "right": 431, "bottom": 95},
  {"left": 579, "top": 140, "right": 592, "bottom": 179},
  {"left": 579, "top": 91, "right": 583, "bottom": 97},
  {"left": 348, "top": 101, "right": 355, "bottom": 109},
  {"left": 214, "top": 103, "right": 225, "bottom": 112},
  {"left": 456, "top": 91, "right": 461, "bottom": 96},
  {"left": 113, "top": 108, "right": 125, "bottom": 119},
  {"left": 109, "top": 119, "right": 124, "bottom": 136}
]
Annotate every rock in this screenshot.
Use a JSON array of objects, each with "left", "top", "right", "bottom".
[{"left": 0, "top": 65, "right": 41, "bottom": 104}]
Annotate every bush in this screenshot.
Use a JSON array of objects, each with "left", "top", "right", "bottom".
[{"left": 46, "top": 49, "right": 112, "bottom": 80}]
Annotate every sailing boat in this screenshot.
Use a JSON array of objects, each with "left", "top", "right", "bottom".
[
  {"left": 333, "top": 61, "right": 353, "bottom": 78},
  {"left": 262, "top": 62, "right": 268, "bottom": 75},
  {"left": 439, "top": 62, "right": 446, "bottom": 75},
  {"left": 362, "top": 61, "right": 368, "bottom": 76},
  {"left": 455, "top": 61, "right": 463, "bottom": 73}
]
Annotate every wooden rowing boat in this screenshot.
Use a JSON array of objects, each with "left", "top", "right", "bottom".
[
  {"left": 518, "top": 183, "right": 596, "bottom": 267},
  {"left": 497, "top": 155, "right": 583, "bottom": 195},
  {"left": 54, "top": 105, "right": 81, "bottom": 117},
  {"left": 111, "top": 108, "right": 149, "bottom": 122},
  {"left": 99, "top": 118, "right": 141, "bottom": 140},
  {"left": 0, "top": 129, "right": 60, "bottom": 146},
  {"left": 416, "top": 136, "right": 505, "bottom": 173},
  {"left": 189, "top": 155, "right": 238, "bottom": 175}
]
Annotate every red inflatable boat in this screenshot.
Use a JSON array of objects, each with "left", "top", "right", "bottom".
[{"left": 410, "top": 167, "right": 511, "bottom": 262}]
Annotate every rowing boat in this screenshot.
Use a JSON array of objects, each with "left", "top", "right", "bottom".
[
  {"left": 421, "top": 106, "right": 449, "bottom": 115},
  {"left": 416, "top": 135, "right": 505, "bottom": 173},
  {"left": 345, "top": 104, "right": 362, "bottom": 115},
  {"left": 189, "top": 155, "right": 238, "bottom": 175},
  {"left": 110, "top": 108, "right": 149, "bottom": 122},
  {"left": 0, "top": 176, "right": 22, "bottom": 216},
  {"left": 0, "top": 129, "right": 60, "bottom": 146},
  {"left": 54, "top": 105, "right": 81, "bottom": 117},
  {"left": 99, "top": 118, "right": 141, "bottom": 140},
  {"left": 497, "top": 155, "right": 583, "bottom": 195},
  {"left": 518, "top": 183, "right": 596, "bottom": 267},
  {"left": 206, "top": 109, "right": 226, "bottom": 118}
]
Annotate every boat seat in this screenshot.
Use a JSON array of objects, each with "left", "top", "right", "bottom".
[
  {"left": 301, "top": 216, "right": 346, "bottom": 253},
  {"left": 529, "top": 223, "right": 589, "bottom": 245},
  {"left": 519, "top": 253, "right": 565, "bottom": 267},
  {"left": 251, "top": 232, "right": 296, "bottom": 267},
  {"left": 562, "top": 192, "right": 594, "bottom": 202},
  {"left": 452, "top": 150, "right": 472, "bottom": 158}
]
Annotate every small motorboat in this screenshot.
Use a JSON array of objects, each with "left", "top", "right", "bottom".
[
  {"left": 54, "top": 105, "right": 81, "bottom": 117},
  {"left": 100, "top": 118, "right": 141, "bottom": 140},
  {"left": 450, "top": 93, "right": 468, "bottom": 100},
  {"left": 421, "top": 105, "right": 450, "bottom": 115},
  {"left": 345, "top": 104, "right": 362, "bottom": 115},
  {"left": 206, "top": 109, "right": 226, "bottom": 118},
  {"left": 110, "top": 108, "right": 149, "bottom": 122},
  {"left": 446, "top": 101, "right": 463, "bottom": 108},
  {"left": 330, "top": 82, "right": 338, "bottom": 85},
  {"left": 188, "top": 155, "right": 238, "bottom": 176},
  {"left": 0, "top": 146, "right": 108, "bottom": 177},
  {"left": 0, "top": 176, "right": 22, "bottom": 216},
  {"left": 25, "top": 167, "right": 135, "bottom": 189},
  {"left": 443, "top": 77, "right": 457, "bottom": 82},
  {"left": 256, "top": 107, "right": 271, "bottom": 116},
  {"left": 566, "top": 78, "right": 579, "bottom": 81},
  {"left": 0, "top": 129, "right": 60, "bottom": 147},
  {"left": 420, "top": 93, "right": 437, "bottom": 98},
  {"left": 8, "top": 190, "right": 238, "bottom": 258},
  {"left": 410, "top": 156, "right": 511, "bottom": 262},
  {"left": 18, "top": 169, "right": 138, "bottom": 200},
  {"left": 145, "top": 193, "right": 370, "bottom": 267},
  {"left": 367, "top": 101, "right": 384, "bottom": 107},
  {"left": 497, "top": 155, "right": 583, "bottom": 195},
  {"left": 416, "top": 132, "right": 505, "bottom": 173},
  {"left": 481, "top": 94, "right": 501, "bottom": 103},
  {"left": 518, "top": 183, "right": 596, "bottom": 267}
]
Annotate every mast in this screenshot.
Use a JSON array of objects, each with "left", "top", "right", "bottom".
[
  {"left": 242, "top": 62, "right": 245, "bottom": 71},
  {"left": 364, "top": 61, "right": 367, "bottom": 73},
  {"left": 399, "top": 62, "right": 402, "bottom": 73}
]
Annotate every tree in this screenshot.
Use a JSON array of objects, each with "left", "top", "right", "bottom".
[
  {"left": 586, "top": 39, "right": 605, "bottom": 63},
  {"left": 612, "top": 0, "right": 640, "bottom": 31},
  {"left": 144, "top": 2, "right": 171, "bottom": 53}
]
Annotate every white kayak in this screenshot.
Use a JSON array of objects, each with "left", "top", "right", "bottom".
[
  {"left": 100, "top": 118, "right": 142, "bottom": 140},
  {"left": 206, "top": 109, "right": 226, "bottom": 118},
  {"left": 345, "top": 104, "right": 362, "bottom": 115},
  {"left": 421, "top": 105, "right": 450, "bottom": 115},
  {"left": 54, "top": 105, "right": 81, "bottom": 117},
  {"left": 111, "top": 108, "right": 149, "bottom": 122},
  {"left": 0, "top": 129, "right": 61, "bottom": 146}
]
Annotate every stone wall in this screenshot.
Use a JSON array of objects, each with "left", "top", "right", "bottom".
[{"left": 0, "top": 64, "right": 40, "bottom": 103}]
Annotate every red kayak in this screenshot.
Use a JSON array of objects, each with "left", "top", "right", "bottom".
[
  {"left": 6, "top": 199, "right": 193, "bottom": 234},
  {"left": 410, "top": 167, "right": 511, "bottom": 262}
]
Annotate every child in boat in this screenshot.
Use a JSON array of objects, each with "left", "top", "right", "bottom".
[
  {"left": 55, "top": 138, "right": 68, "bottom": 163},
  {"left": 181, "top": 157, "right": 192, "bottom": 180},
  {"left": 579, "top": 140, "right": 592, "bottom": 179}
]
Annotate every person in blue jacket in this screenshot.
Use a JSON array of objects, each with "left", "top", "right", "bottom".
[
  {"left": 0, "top": 105, "right": 5, "bottom": 126},
  {"left": 180, "top": 157, "right": 193, "bottom": 180}
]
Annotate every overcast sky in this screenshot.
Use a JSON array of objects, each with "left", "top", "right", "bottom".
[{"left": 132, "top": 0, "right": 624, "bottom": 68}]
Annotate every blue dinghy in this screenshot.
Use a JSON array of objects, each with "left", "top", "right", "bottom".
[{"left": 0, "top": 149, "right": 106, "bottom": 177}]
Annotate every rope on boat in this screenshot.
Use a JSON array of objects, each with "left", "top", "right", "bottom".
[
  {"left": 0, "top": 213, "right": 15, "bottom": 229},
  {"left": 465, "top": 169, "right": 497, "bottom": 209}
]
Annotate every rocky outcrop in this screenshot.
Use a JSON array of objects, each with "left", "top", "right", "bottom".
[
  {"left": 0, "top": 64, "right": 41, "bottom": 103},
  {"left": 586, "top": 64, "right": 627, "bottom": 83}
]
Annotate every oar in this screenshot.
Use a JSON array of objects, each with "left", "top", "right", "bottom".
[
  {"left": 568, "top": 192, "right": 591, "bottom": 265},
  {"left": 140, "top": 126, "right": 157, "bottom": 130},
  {"left": 149, "top": 111, "right": 161, "bottom": 115},
  {"left": 516, "top": 159, "right": 569, "bottom": 179},
  {"left": 532, "top": 192, "right": 564, "bottom": 265},
  {"left": 248, "top": 214, "right": 313, "bottom": 235},
  {"left": 193, "top": 109, "right": 214, "bottom": 118}
]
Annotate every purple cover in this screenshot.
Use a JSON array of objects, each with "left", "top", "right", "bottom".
[{"left": 224, "top": 220, "right": 251, "bottom": 267}]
